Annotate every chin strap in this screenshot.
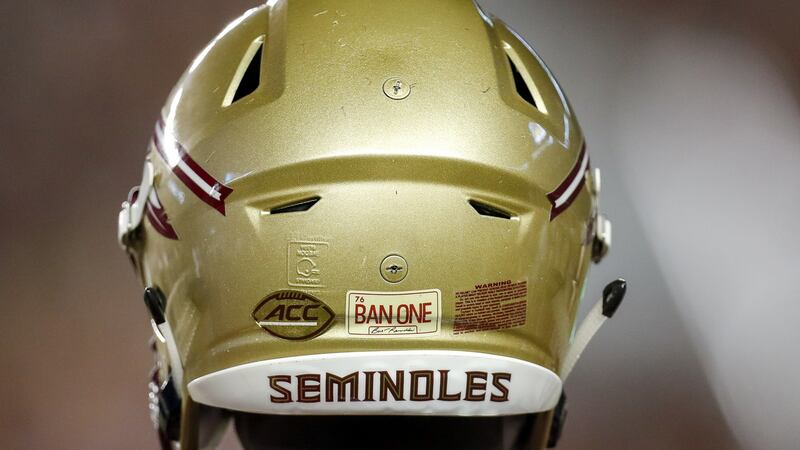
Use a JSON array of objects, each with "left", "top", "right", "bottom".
[{"left": 560, "top": 279, "right": 627, "bottom": 380}]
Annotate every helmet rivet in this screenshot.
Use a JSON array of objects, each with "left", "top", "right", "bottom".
[
  {"left": 382, "top": 77, "right": 411, "bottom": 100},
  {"left": 380, "top": 254, "right": 408, "bottom": 283}
]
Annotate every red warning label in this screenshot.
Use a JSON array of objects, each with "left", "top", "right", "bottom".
[{"left": 453, "top": 280, "right": 528, "bottom": 335}]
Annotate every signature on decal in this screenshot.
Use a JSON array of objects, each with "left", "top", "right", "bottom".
[{"left": 369, "top": 326, "right": 417, "bottom": 335}]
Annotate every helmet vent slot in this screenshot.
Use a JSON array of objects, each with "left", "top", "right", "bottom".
[
  {"left": 469, "top": 200, "right": 513, "bottom": 220},
  {"left": 507, "top": 55, "right": 538, "bottom": 110},
  {"left": 223, "top": 36, "right": 264, "bottom": 106},
  {"left": 268, "top": 197, "right": 321, "bottom": 215}
]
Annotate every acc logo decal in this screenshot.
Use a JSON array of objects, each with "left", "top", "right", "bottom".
[
  {"left": 546, "top": 142, "right": 589, "bottom": 221},
  {"left": 253, "top": 291, "right": 335, "bottom": 340}
]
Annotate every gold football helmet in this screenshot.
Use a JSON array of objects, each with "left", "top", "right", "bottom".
[{"left": 118, "top": 1, "right": 623, "bottom": 448}]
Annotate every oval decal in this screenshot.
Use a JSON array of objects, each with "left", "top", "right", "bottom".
[{"left": 252, "top": 290, "right": 335, "bottom": 340}]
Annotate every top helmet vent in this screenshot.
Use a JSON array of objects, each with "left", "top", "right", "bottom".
[
  {"left": 223, "top": 36, "right": 264, "bottom": 106},
  {"left": 507, "top": 55, "right": 538, "bottom": 110},
  {"left": 502, "top": 42, "right": 548, "bottom": 114}
]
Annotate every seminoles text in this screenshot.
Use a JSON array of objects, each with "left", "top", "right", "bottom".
[{"left": 268, "top": 370, "right": 511, "bottom": 403}]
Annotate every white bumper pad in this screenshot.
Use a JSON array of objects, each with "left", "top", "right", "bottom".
[{"left": 188, "top": 350, "right": 561, "bottom": 416}]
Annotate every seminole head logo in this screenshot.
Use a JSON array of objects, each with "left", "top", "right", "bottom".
[{"left": 252, "top": 291, "right": 335, "bottom": 340}]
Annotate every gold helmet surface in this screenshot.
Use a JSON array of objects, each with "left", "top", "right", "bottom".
[{"left": 118, "top": 0, "right": 621, "bottom": 448}]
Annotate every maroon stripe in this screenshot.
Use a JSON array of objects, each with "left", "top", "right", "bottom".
[
  {"left": 132, "top": 182, "right": 179, "bottom": 240},
  {"left": 151, "top": 118, "right": 233, "bottom": 215},
  {"left": 178, "top": 148, "right": 221, "bottom": 190},
  {"left": 146, "top": 207, "right": 179, "bottom": 240},
  {"left": 549, "top": 172, "right": 586, "bottom": 221},
  {"left": 145, "top": 192, "right": 179, "bottom": 240},
  {"left": 128, "top": 186, "right": 140, "bottom": 204},
  {"left": 156, "top": 116, "right": 230, "bottom": 192},
  {"left": 146, "top": 199, "right": 168, "bottom": 228},
  {"left": 547, "top": 143, "right": 587, "bottom": 203},
  {"left": 547, "top": 142, "right": 589, "bottom": 221},
  {"left": 171, "top": 164, "right": 229, "bottom": 215},
  {"left": 178, "top": 149, "right": 233, "bottom": 209},
  {"left": 145, "top": 202, "right": 167, "bottom": 232}
]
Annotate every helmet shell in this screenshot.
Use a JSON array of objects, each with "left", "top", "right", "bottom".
[{"left": 131, "top": 0, "right": 596, "bottom": 444}]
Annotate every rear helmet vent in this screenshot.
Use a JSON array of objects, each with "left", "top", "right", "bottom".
[
  {"left": 268, "top": 197, "right": 320, "bottom": 215},
  {"left": 507, "top": 55, "right": 537, "bottom": 109},
  {"left": 223, "top": 36, "right": 264, "bottom": 106},
  {"left": 469, "top": 200, "right": 514, "bottom": 220}
]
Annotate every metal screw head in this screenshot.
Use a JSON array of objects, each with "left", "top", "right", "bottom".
[
  {"left": 382, "top": 77, "right": 411, "bottom": 100},
  {"left": 380, "top": 254, "right": 408, "bottom": 283}
]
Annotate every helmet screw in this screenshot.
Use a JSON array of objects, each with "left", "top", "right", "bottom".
[
  {"left": 380, "top": 254, "right": 408, "bottom": 283},
  {"left": 382, "top": 77, "right": 411, "bottom": 100}
]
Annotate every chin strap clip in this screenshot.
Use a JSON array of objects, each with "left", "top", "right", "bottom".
[
  {"left": 118, "top": 159, "right": 154, "bottom": 249},
  {"left": 587, "top": 168, "right": 612, "bottom": 263},
  {"left": 560, "top": 279, "right": 627, "bottom": 380},
  {"left": 592, "top": 214, "right": 612, "bottom": 263}
]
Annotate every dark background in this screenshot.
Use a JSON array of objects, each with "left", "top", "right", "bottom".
[{"left": 1, "top": 0, "right": 798, "bottom": 448}]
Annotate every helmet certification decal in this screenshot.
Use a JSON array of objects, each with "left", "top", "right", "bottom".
[
  {"left": 288, "top": 239, "right": 329, "bottom": 289},
  {"left": 152, "top": 116, "right": 233, "bottom": 215},
  {"left": 252, "top": 291, "right": 335, "bottom": 340}
]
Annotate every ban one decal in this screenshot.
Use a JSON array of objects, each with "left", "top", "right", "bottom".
[{"left": 346, "top": 290, "right": 441, "bottom": 337}]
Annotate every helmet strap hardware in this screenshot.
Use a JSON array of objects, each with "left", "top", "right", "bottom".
[
  {"left": 559, "top": 279, "right": 627, "bottom": 380},
  {"left": 546, "top": 392, "right": 568, "bottom": 448},
  {"left": 118, "top": 158, "right": 154, "bottom": 249},
  {"left": 592, "top": 214, "right": 612, "bottom": 263},
  {"left": 144, "top": 287, "right": 185, "bottom": 400},
  {"left": 149, "top": 367, "right": 182, "bottom": 450},
  {"left": 588, "top": 168, "right": 612, "bottom": 263}
]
